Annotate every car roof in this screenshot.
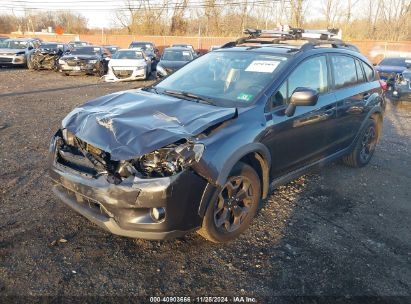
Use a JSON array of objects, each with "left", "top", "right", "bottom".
[
  {"left": 214, "top": 44, "right": 299, "bottom": 54},
  {"left": 172, "top": 44, "right": 193, "bottom": 46},
  {"left": 117, "top": 48, "right": 144, "bottom": 52},
  {"left": 41, "top": 41, "right": 65, "bottom": 44},
  {"left": 6, "top": 38, "right": 36, "bottom": 42},
  {"left": 216, "top": 44, "right": 366, "bottom": 58},
  {"left": 380, "top": 57, "right": 411, "bottom": 61},
  {"left": 130, "top": 41, "right": 153, "bottom": 44},
  {"left": 164, "top": 47, "right": 193, "bottom": 51}
]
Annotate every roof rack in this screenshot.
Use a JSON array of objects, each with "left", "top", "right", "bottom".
[{"left": 220, "top": 27, "right": 356, "bottom": 52}]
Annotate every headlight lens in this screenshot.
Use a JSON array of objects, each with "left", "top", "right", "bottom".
[
  {"left": 62, "top": 128, "right": 76, "bottom": 146},
  {"left": 136, "top": 65, "right": 146, "bottom": 70},
  {"left": 58, "top": 59, "right": 65, "bottom": 64},
  {"left": 135, "top": 143, "right": 204, "bottom": 177},
  {"left": 88, "top": 60, "right": 97, "bottom": 64},
  {"left": 156, "top": 65, "right": 167, "bottom": 76}
]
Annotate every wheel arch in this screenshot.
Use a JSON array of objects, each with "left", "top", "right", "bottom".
[
  {"left": 217, "top": 143, "right": 271, "bottom": 197},
  {"left": 369, "top": 111, "right": 383, "bottom": 142}
]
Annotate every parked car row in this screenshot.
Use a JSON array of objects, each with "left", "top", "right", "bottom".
[
  {"left": 375, "top": 57, "right": 411, "bottom": 102},
  {"left": 0, "top": 37, "right": 200, "bottom": 81}
]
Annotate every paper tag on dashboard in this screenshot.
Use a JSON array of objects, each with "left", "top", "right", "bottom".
[{"left": 245, "top": 60, "right": 280, "bottom": 73}]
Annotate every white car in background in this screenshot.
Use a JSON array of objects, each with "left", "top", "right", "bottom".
[{"left": 105, "top": 49, "right": 151, "bottom": 82}]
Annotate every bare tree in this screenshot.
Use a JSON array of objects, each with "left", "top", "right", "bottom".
[
  {"left": 321, "top": 0, "right": 341, "bottom": 28},
  {"left": 289, "top": 0, "right": 307, "bottom": 27}
]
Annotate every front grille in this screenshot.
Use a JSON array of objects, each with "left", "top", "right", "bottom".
[
  {"left": 67, "top": 59, "right": 87, "bottom": 67},
  {"left": 113, "top": 69, "right": 133, "bottom": 78},
  {"left": 0, "top": 57, "right": 12, "bottom": 63}
]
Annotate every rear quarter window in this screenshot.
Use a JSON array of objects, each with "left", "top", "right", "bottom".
[{"left": 362, "top": 62, "right": 375, "bottom": 82}]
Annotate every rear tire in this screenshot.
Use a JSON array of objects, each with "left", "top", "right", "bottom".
[
  {"left": 197, "top": 162, "right": 261, "bottom": 243},
  {"left": 342, "top": 119, "right": 378, "bottom": 168}
]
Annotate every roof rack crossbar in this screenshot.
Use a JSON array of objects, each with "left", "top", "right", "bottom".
[{"left": 221, "top": 27, "right": 344, "bottom": 49}]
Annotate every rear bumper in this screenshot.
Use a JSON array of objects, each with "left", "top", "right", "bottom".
[
  {"left": 49, "top": 134, "right": 210, "bottom": 240},
  {"left": 390, "top": 85, "right": 411, "bottom": 101}
]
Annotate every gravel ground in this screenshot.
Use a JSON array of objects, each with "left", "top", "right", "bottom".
[{"left": 0, "top": 68, "right": 410, "bottom": 301}]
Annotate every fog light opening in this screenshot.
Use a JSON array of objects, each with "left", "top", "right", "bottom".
[{"left": 151, "top": 207, "right": 166, "bottom": 222}]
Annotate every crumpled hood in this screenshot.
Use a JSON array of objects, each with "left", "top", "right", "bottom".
[
  {"left": 62, "top": 89, "right": 237, "bottom": 160},
  {"left": 376, "top": 65, "right": 407, "bottom": 74},
  {"left": 0, "top": 48, "right": 25, "bottom": 55}
]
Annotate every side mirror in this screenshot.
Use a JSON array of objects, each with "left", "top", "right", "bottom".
[{"left": 285, "top": 87, "right": 319, "bottom": 117}]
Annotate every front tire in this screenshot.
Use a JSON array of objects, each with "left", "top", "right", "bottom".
[
  {"left": 27, "top": 57, "right": 34, "bottom": 70},
  {"left": 342, "top": 118, "right": 378, "bottom": 168},
  {"left": 96, "top": 62, "right": 105, "bottom": 77},
  {"left": 197, "top": 162, "right": 261, "bottom": 243}
]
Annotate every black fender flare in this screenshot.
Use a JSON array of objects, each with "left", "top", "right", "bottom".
[
  {"left": 350, "top": 104, "right": 384, "bottom": 150},
  {"left": 197, "top": 143, "right": 271, "bottom": 217}
]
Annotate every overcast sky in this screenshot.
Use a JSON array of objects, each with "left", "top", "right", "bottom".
[
  {"left": 2, "top": 0, "right": 356, "bottom": 29},
  {"left": 2, "top": 0, "right": 126, "bottom": 28}
]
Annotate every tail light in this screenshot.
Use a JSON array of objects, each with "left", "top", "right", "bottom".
[{"left": 379, "top": 80, "right": 387, "bottom": 92}]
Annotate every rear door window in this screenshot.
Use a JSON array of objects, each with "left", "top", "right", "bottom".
[
  {"left": 331, "top": 55, "right": 358, "bottom": 89},
  {"left": 355, "top": 59, "right": 366, "bottom": 83}
]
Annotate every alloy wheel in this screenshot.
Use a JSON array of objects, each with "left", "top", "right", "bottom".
[
  {"left": 360, "top": 125, "right": 377, "bottom": 163},
  {"left": 214, "top": 176, "right": 255, "bottom": 233}
]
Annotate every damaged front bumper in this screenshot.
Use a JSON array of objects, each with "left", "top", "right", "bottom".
[
  {"left": 59, "top": 62, "right": 98, "bottom": 75},
  {"left": 49, "top": 133, "right": 211, "bottom": 240}
]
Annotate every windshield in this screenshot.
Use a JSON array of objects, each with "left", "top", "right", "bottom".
[
  {"left": 112, "top": 50, "right": 144, "bottom": 60},
  {"left": 130, "top": 43, "right": 153, "bottom": 51},
  {"left": 3, "top": 40, "right": 28, "bottom": 49},
  {"left": 40, "top": 43, "right": 64, "bottom": 50},
  {"left": 155, "top": 51, "right": 288, "bottom": 106},
  {"left": 70, "top": 47, "right": 101, "bottom": 55},
  {"left": 162, "top": 50, "right": 193, "bottom": 61},
  {"left": 172, "top": 44, "right": 192, "bottom": 49},
  {"left": 380, "top": 58, "right": 411, "bottom": 66},
  {"left": 70, "top": 41, "right": 88, "bottom": 46}
]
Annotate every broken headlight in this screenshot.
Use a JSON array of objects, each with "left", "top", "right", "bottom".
[
  {"left": 62, "top": 128, "right": 76, "bottom": 146},
  {"left": 156, "top": 65, "right": 167, "bottom": 77},
  {"left": 134, "top": 143, "right": 204, "bottom": 177}
]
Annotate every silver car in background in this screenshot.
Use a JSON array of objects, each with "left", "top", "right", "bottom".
[{"left": 0, "top": 38, "right": 41, "bottom": 67}]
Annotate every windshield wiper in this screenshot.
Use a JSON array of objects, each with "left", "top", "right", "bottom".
[
  {"left": 143, "top": 86, "right": 159, "bottom": 94},
  {"left": 163, "top": 90, "right": 215, "bottom": 105}
]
